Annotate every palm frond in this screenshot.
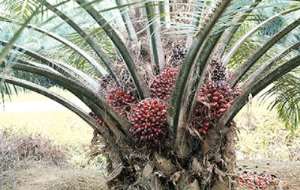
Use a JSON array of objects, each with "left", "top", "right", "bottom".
[
  {"left": 115, "top": 0, "right": 138, "bottom": 42},
  {"left": 158, "top": 0, "right": 170, "bottom": 28},
  {"left": 75, "top": 0, "right": 149, "bottom": 98},
  {"left": 223, "top": 5, "right": 300, "bottom": 65},
  {"left": 0, "top": 4, "right": 40, "bottom": 64},
  {"left": 0, "top": 3, "right": 41, "bottom": 102},
  {"left": 220, "top": 55, "right": 300, "bottom": 126},
  {"left": 145, "top": 1, "right": 165, "bottom": 73},
  {"left": 230, "top": 17, "right": 300, "bottom": 87},
  {"left": 262, "top": 71, "right": 300, "bottom": 131},
  {"left": 170, "top": 0, "right": 232, "bottom": 133},
  {"left": 42, "top": 1, "right": 120, "bottom": 84},
  {"left": 0, "top": 16, "right": 109, "bottom": 75}
]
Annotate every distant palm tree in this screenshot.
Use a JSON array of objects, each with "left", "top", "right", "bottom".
[{"left": 1, "top": 0, "right": 300, "bottom": 189}]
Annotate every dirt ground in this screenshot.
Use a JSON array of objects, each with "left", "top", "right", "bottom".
[
  {"left": 238, "top": 160, "right": 300, "bottom": 190},
  {"left": 0, "top": 163, "right": 107, "bottom": 190},
  {"left": 0, "top": 160, "right": 299, "bottom": 190}
]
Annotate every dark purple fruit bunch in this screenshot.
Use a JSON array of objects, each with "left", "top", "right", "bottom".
[
  {"left": 129, "top": 98, "right": 168, "bottom": 145},
  {"left": 150, "top": 67, "right": 179, "bottom": 101},
  {"left": 170, "top": 45, "right": 187, "bottom": 66},
  {"left": 191, "top": 81, "right": 238, "bottom": 134},
  {"left": 89, "top": 112, "right": 104, "bottom": 126},
  {"left": 211, "top": 60, "right": 226, "bottom": 82}
]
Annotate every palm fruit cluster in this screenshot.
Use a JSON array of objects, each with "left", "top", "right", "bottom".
[
  {"left": 150, "top": 67, "right": 179, "bottom": 101},
  {"left": 190, "top": 101, "right": 210, "bottom": 134},
  {"left": 191, "top": 81, "right": 238, "bottom": 134},
  {"left": 211, "top": 60, "right": 226, "bottom": 82},
  {"left": 191, "top": 82, "right": 235, "bottom": 134},
  {"left": 106, "top": 88, "right": 136, "bottom": 107},
  {"left": 129, "top": 98, "right": 168, "bottom": 145},
  {"left": 89, "top": 88, "right": 136, "bottom": 128},
  {"left": 238, "top": 171, "right": 278, "bottom": 190},
  {"left": 106, "top": 87, "right": 136, "bottom": 118},
  {"left": 190, "top": 59, "right": 239, "bottom": 134},
  {"left": 170, "top": 45, "right": 187, "bottom": 66}
]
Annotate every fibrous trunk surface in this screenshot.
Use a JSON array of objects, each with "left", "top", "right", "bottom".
[{"left": 104, "top": 122, "right": 236, "bottom": 190}]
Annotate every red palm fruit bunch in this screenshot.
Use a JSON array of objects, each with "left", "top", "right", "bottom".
[
  {"left": 150, "top": 67, "right": 179, "bottom": 101},
  {"left": 129, "top": 98, "right": 168, "bottom": 146},
  {"left": 106, "top": 87, "right": 137, "bottom": 118},
  {"left": 238, "top": 172, "right": 277, "bottom": 190},
  {"left": 191, "top": 81, "right": 238, "bottom": 134},
  {"left": 189, "top": 60, "right": 240, "bottom": 134},
  {"left": 89, "top": 112, "right": 104, "bottom": 126}
]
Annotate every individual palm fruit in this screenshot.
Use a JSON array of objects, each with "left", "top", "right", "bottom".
[{"left": 238, "top": 171, "right": 276, "bottom": 190}]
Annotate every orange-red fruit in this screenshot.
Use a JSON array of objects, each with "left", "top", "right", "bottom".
[
  {"left": 150, "top": 67, "right": 179, "bottom": 101},
  {"left": 105, "top": 87, "right": 136, "bottom": 118},
  {"left": 106, "top": 88, "right": 136, "bottom": 107},
  {"left": 191, "top": 81, "right": 238, "bottom": 134},
  {"left": 129, "top": 98, "right": 168, "bottom": 145},
  {"left": 239, "top": 172, "right": 275, "bottom": 190}
]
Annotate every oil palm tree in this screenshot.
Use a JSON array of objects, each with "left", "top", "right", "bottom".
[{"left": 1, "top": 0, "right": 300, "bottom": 189}]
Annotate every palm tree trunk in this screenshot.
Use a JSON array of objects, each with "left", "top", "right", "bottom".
[{"left": 104, "top": 122, "right": 237, "bottom": 190}]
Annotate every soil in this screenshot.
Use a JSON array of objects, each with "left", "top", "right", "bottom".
[
  {"left": 0, "top": 163, "right": 107, "bottom": 190},
  {"left": 0, "top": 160, "right": 299, "bottom": 190}
]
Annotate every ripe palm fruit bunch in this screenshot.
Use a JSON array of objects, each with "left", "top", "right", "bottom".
[
  {"left": 192, "top": 81, "right": 237, "bottom": 134},
  {"left": 129, "top": 98, "right": 168, "bottom": 146},
  {"left": 106, "top": 87, "right": 136, "bottom": 118},
  {"left": 89, "top": 112, "right": 104, "bottom": 126},
  {"left": 150, "top": 67, "right": 179, "bottom": 101},
  {"left": 238, "top": 171, "right": 277, "bottom": 190}
]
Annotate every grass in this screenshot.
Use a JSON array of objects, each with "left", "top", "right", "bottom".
[
  {"left": 0, "top": 112, "right": 92, "bottom": 146},
  {"left": 0, "top": 88, "right": 97, "bottom": 168},
  {"left": 0, "top": 87, "right": 91, "bottom": 145}
]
